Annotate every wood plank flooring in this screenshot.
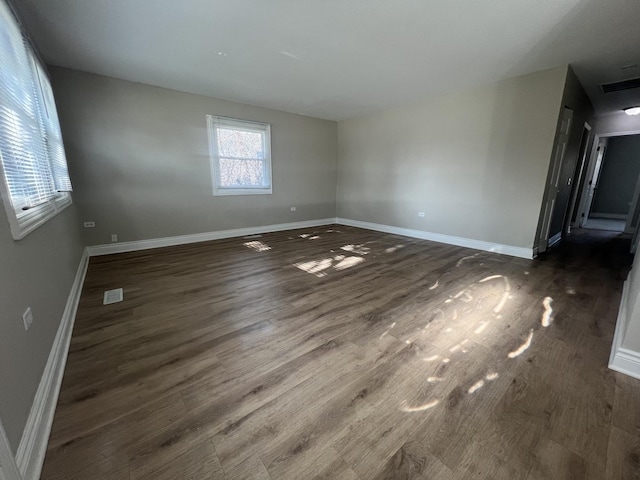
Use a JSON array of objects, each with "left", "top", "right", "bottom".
[{"left": 41, "top": 225, "right": 640, "bottom": 479}]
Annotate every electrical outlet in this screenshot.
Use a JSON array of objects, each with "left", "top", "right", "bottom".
[
  {"left": 418, "top": 212, "right": 425, "bottom": 217},
  {"left": 22, "top": 307, "right": 33, "bottom": 331},
  {"left": 290, "top": 206, "right": 297, "bottom": 212},
  {"left": 111, "top": 234, "right": 118, "bottom": 243},
  {"left": 83, "top": 221, "right": 95, "bottom": 228}
]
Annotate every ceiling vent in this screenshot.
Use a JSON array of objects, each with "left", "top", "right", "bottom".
[{"left": 601, "top": 77, "right": 640, "bottom": 93}]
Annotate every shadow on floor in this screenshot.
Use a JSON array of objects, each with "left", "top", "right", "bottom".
[{"left": 541, "top": 228, "right": 634, "bottom": 281}]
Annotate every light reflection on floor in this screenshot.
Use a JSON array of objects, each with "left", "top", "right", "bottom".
[
  {"left": 341, "top": 244, "right": 371, "bottom": 255},
  {"left": 468, "top": 379, "right": 484, "bottom": 394},
  {"left": 400, "top": 399, "right": 440, "bottom": 412},
  {"left": 291, "top": 232, "right": 401, "bottom": 279},
  {"left": 386, "top": 244, "right": 405, "bottom": 253},
  {"left": 243, "top": 240, "right": 271, "bottom": 252},
  {"left": 508, "top": 329, "right": 534, "bottom": 358},
  {"left": 294, "top": 255, "right": 365, "bottom": 277},
  {"left": 387, "top": 252, "right": 558, "bottom": 414},
  {"left": 541, "top": 296, "right": 553, "bottom": 327},
  {"left": 280, "top": 232, "right": 558, "bottom": 417}
]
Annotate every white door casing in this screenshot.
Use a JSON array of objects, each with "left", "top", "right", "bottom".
[
  {"left": 580, "top": 140, "right": 607, "bottom": 227},
  {"left": 567, "top": 122, "right": 592, "bottom": 231},
  {"left": 538, "top": 107, "right": 573, "bottom": 253}
]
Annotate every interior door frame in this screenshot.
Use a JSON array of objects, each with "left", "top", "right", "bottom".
[
  {"left": 574, "top": 128, "right": 640, "bottom": 230},
  {"left": 580, "top": 139, "right": 607, "bottom": 227},
  {"left": 537, "top": 107, "right": 573, "bottom": 254},
  {"left": 0, "top": 418, "right": 20, "bottom": 480},
  {"left": 566, "top": 122, "right": 592, "bottom": 232}
]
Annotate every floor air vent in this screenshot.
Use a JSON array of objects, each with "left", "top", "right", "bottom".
[
  {"left": 103, "top": 288, "right": 124, "bottom": 305},
  {"left": 601, "top": 77, "right": 640, "bottom": 93}
]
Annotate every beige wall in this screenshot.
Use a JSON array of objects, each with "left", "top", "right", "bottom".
[
  {"left": 50, "top": 68, "right": 338, "bottom": 246},
  {"left": 336, "top": 67, "right": 567, "bottom": 250},
  {"left": 0, "top": 206, "right": 84, "bottom": 451}
]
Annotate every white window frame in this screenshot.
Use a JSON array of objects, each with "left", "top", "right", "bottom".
[
  {"left": 0, "top": 0, "right": 72, "bottom": 240},
  {"left": 207, "top": 115, "right": 272, "bottom": 196}
]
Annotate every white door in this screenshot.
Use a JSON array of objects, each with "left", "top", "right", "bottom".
[
  {"left": 580, "top": 141, "right": 607, "bottom": 227},
  {"left": 538, "top": 107, "right": 573, "bottom": 253},
  {"left": 624, "top": 171, "right": 640, "bottom": 234}
]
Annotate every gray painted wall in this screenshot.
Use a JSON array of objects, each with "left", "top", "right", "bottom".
[
  {"left": 336, "top": 66, "right": 567, "bottom": 250},
  {"left": 0, "top": 205, "right": 84, "bottom": 451},
  {"left": 591, "top": 135, "right": 640, "bottom": 216},
  {"left": 49, "top": 68, "right": 338, "bottom": 246},
  {"left": 595, "top": 111, "right": 640, "bottom": 136}
]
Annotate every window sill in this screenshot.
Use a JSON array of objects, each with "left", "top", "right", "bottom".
[
  {"left": 6, "top": 194, "right": 72, "bottom": 240},
  {"left": 213, "top": 188, "right": 273, "bottom": 196}
]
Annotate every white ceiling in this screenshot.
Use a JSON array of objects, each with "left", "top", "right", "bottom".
[{"left": 13, "top": 0, "right": 640, "bottom": 121}]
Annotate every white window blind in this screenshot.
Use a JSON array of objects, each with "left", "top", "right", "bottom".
[
  {"left": 0, "top": 0, "right": 72, "bottom": 239},
  {"left": 207, "top": 115, "right": 272, "bottom": 196}
]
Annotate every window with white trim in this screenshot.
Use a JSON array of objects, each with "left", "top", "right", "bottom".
[
  {"left": 0, "top": 0, "right": 72, "bottom": 240},
  {"left": 207, "top": 115, "right": 272, "bottom": 196}
]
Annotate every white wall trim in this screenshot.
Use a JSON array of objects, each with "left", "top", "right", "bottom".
[
  {"left": 609, "top": 278, "right": 640, "bottom": 380},
  {"left": 336, "top": 218, "right": 534, "bottom": 259},
  {"left": 548, "top": 232, "right": 562, "bottom": 248},
  {"left": 86, "top": 218, "right": 336, "bottom": 256},
  {"left": 84, "top": 217, "right": 538, "bottom": 260},
  {"left": 589, "top": 213, "right": 627, "bottom": 220},
  {"left": 15, "top": 250, "right": 90, "bottom": 480},
  {"left": 0, "top": 418, "right": 20, "bottom": 480}
]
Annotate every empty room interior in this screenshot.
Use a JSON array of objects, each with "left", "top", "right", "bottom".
[{"left": 3, "top": 1, "right": 640, "bottom": 479}]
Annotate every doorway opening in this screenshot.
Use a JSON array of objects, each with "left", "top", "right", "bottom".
[{"left": 573, "top": 132, "right": 640, "bottom": 242}]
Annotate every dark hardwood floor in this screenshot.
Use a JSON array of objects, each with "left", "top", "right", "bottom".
[{"left": 41, "top": 225, "right": 640, "bottom": 479}]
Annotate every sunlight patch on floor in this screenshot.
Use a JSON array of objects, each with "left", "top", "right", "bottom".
[
  {"left": 468, "top": 379, "right": 484, "bottom": 394},
  {"left": 479, "top": 274, "right": 511, "bottom": 314},
  {"left": 456, "top": 253, "right": 479, "bottom": 267},
  {"left": 341, "top": 244, "right": 371, "bottom": 255},
  {"left": 334, "top": 256, "right": 364, "bottom": 271},
  {"left": 294, "top": 254, "right": 365, "bottom": 277},
  {"left": 400, "top": 399, "right": 439, "bottom": 412},
  {"left": 541, "top": 296, "right": 553, "bottom": 327},
  {"left": 244, "top": 240, "right": 271, "bottom": 252},
  {"left": 423, "top": 354, "right": 440, "bottom": 362},
  {"left": 294, "top": 258, "right": 332, "bottom": 277},
  {"left": 508, "top": 329, "right": 533, "bottom": 358}
]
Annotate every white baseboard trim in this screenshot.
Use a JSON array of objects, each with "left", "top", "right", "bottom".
[
  {"left": 86, "top": 218, "right": 336, "bottom": 256},
  {"left": 610, "top": 347, "right": 640, "bottom": 380},
  {"left": 0, "top": 419, "right": 20, "bottom": 480},
  {"left": 548, "top": 232, "right": 562, "bottom": 248},
  {"left": 15, "top": 250, "right": 90, "bottom": 480},
  {"left": 336, "top": 218, "right": 533, "bottom": 259},
  {"left": 609, "top": 279, "right": 640, "bottom": 380},
  {"left": 590, "top": 213, "right": 627, "bottom": 220}
]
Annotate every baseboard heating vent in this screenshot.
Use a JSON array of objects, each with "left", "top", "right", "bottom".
[
  {"left": 103, "top": 288, "right": 124, "bottom": 305},
  {"left": 601, "top": 77, "right": 640, "bottom": 93}
]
